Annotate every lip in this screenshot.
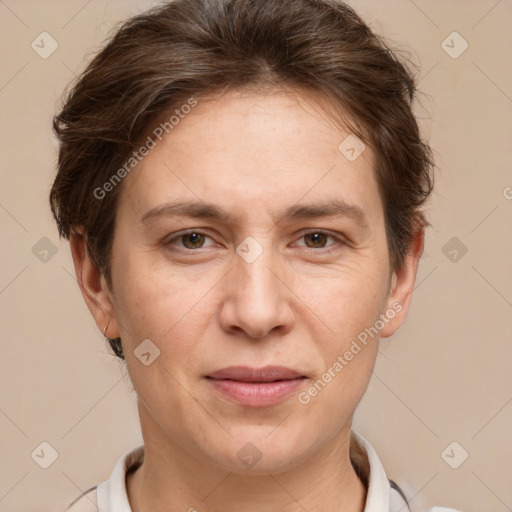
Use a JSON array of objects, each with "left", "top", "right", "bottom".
[
  {"left": 206, "top": 366, "right": 307, "bottom": 407},
  {"left": 207, "top": 365, "right": 304, "bottom": 382}
]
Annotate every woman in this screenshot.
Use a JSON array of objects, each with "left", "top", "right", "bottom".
[{"left": 50, "top": 0, "right": 437, "bottom": 510}]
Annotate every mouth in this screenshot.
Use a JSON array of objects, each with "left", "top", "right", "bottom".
[{"left": 205, "top": 366, "right": 307, "bottom": 407}]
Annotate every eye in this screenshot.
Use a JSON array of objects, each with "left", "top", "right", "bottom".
[
  {"left": 165, "top": 230, "right": 215, "bottom": 250},
  {"left": 164, "top": 229, "right": 344, "bottom": 253},
  {"left": 293, "top": 231, "right": 343, "bottom": 252}
]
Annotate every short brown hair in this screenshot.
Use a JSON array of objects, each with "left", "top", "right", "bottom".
[{"left": 50, "top": 0, "right": 435, "bottom": 360}]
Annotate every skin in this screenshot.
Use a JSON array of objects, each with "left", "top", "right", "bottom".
[{"left": 70, "top": 87, "right": 424, "bottom": 512}]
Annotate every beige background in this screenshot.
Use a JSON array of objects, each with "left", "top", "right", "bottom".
[{"left": 0, "top": 0, "right": 511, "bottom": 511}]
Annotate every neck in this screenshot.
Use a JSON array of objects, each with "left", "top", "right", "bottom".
[{"left": 127, "top": 420, "right": 367, "bottom": 512}]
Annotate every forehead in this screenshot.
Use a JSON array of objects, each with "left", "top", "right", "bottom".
[{"left": 118, "top": 88, "right": 382, "bottom": 223}]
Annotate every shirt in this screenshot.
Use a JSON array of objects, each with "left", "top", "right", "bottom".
[{"left": 64, "top": 431, "right": 413, "bottom": 512}]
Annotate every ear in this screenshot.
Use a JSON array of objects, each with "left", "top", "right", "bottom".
[
  {"left": 69, "top": 229, "right": 120, "bottom": 338},
  {"left": 379, "top": 224, "right": 425, "bottom": 338}
]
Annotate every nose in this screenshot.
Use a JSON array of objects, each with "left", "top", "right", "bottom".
[{"left": 219, "top": 240, "right": 295, "bottom": 339}]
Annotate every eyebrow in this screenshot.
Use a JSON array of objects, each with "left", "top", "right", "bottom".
[{"left": 140, "top": 198, "right": 369, "bottom": 230}]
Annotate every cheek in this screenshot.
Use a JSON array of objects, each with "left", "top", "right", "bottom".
[
  {"left": 295, "top": 277, "right": 383, "bottom": 431},
  {"left": 295, "top": 263, "right": 389, "bottom": 343},
  {"left": 292, "top": 264, "right": 387, "bottom": 399},
  {"left": 111, "top": 251, "right": 218, "bottom": 354},
  {"left": 113, "top": 242, "right": 390, "bottom": 353},
  {"left": 112, "top": 259, "right": 212, "bottom": 409}
]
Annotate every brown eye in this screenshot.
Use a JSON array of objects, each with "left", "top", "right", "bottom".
[
  {"left": 181, "top": 232, "right": 206, "bottom": 249},
  {"left": 303, "top": 232, "right": 329, "bottom": 248},
  {"left": 165, "top": 230, "right": 215, "bottom": 251},
  {"left": 292, "top": 231, "right": 343, "bottom": 253}
]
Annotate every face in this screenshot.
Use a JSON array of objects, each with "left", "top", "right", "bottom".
[{"left": 74, "top": 87, "right": 422, "bottom": 474}]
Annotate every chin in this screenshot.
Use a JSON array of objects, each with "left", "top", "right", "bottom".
[{"left": 203, "top": 432, "right": 310, "bottom": 475}]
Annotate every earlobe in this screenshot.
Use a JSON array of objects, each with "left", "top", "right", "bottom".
[
  {"left": 69, "top": 229, "right": 120, "bottom": 338},
  {"left": 379, "top": 225, "right": 425, "bottom": 339}
]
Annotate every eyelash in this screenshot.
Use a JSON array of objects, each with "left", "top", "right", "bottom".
[{"left": 164, "top": 229, "right": 345, "bottom": 254}]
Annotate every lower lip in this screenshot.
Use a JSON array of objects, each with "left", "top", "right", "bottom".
[{"left": 207, "top": 378, "right": 306, "bottom": 407}]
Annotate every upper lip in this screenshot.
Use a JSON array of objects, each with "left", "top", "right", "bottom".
[{"left": 206, "top": 366, "right": 305, "bottom": 382}]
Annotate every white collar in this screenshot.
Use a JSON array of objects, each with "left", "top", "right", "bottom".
[{"left": 71, "top": 430, "right": 408, "bottom": 511}]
